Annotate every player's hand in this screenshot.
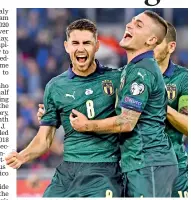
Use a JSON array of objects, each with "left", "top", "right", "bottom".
[
  {"left": 69, "top": 109, "right": 89, "bottom": 132},
  {"left": 37, "top": 104, "right": 45, "bottom": 122},
  {"left": 5, "top": 151, "right": 25, "bottom": 169}
]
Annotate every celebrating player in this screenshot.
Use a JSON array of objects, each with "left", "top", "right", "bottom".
[
  {"left": 5, "top": 19, "right": 123, "bottom": 197},
  {"left": 154, "top": 22, "right": 188, "bottom": 197},
  {"left": 70, "top": 11, "right": 178, "bottom": 197}
]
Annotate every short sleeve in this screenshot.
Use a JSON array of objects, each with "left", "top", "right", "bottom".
[
  {"left": 40, "top": 82, "right": 61, "bottom": 128},
  {"left": 119, "top": 68, "right": 153, "bottom": 112}
]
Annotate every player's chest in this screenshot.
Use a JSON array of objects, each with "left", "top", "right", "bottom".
[{"left": 53, "top": 79, "right": 116, "bottom": 109}]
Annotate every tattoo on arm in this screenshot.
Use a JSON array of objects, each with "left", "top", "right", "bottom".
[
  {"left": 84, "top": 108, "right": 141, "bottom": 134},
  {"left": 91, "top": 123, "right": 115, "bottom": 133},
  {"left": 115, "top": 108, "right": 141, "bottom": 132},
  {"left": 179, "top": 106, "right": 188, "bottom": 115}
]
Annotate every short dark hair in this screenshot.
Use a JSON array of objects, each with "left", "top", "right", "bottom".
[
  {"left": 66, "top": 19, "right": 98, "bottom": 39},
  {"left": 165, "top": 21, "right": 177, "bottom": 43},
  {"left": 144, "top": 10, "right": 168, "bottom": 45}
]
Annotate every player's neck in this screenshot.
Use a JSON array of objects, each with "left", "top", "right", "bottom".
[
  {"left": 72, "top": 61, "right": 97, "bottom": 77},
  {"left": 157, "top": 55, "right": 170, "bottom": 74},
  {"left": 126, "top": 48, "right": 152, "bottom": 64}
]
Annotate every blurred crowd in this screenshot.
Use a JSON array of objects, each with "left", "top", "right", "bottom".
[{"left": 17, "top": 8, "right": 188, "bottom": 170}]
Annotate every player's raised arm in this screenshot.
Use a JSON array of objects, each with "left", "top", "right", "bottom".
[
  {"left": 70, "top": 108, "right": 141, "bottom": 134},
  {"left": 5, "top": 126, "right": 56, "bottom": 169}
]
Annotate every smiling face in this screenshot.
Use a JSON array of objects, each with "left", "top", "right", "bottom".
[
  {"left": 64, "top": 30, "right": 99, "bottom": 73},
  {"left": 119, "top": 13, "right": 159, "bottom": 51}
]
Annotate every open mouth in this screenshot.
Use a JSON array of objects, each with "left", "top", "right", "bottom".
[
  {"left": 76, "top": 56, "right": 88, "bottom": 63},
  {"left": 124, "top": 32, "right": 133, "bottom": 39}
]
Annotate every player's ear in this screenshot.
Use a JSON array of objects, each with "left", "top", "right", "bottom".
[
  {"left": 147, "top": 35, "right": 158, "bottom": 46},
  {"left": 168, "top": 41, "right": 176, "bottom": 54},
  {"left": 95, "top": 40, "right": 100, "bottom": 52},
  {"left": 64, "top": 41, "right": 69, "bottom": 54}
]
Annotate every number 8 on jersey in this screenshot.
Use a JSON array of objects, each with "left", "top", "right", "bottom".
[{"left": 86, "top": 100, "right": 95, "bottom": 119}]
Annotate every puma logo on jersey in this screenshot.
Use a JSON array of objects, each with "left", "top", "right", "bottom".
[
  {"left": 138, "top": 72, "right": 146, "bottom": 80},
  {"left": 65, "top": 91, "right": 75, "bottom": 99}
]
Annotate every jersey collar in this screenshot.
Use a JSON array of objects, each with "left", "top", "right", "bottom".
[
  {"left": 130, "top": 50, "right": 154, "bottom": 64},
  {"left": 163, "top": 60, "right": 175, "bottom": 77},
  {"left": 67, "top": 59, "right": 104, "bottom": 79}
]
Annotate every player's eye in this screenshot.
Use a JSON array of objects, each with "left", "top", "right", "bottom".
[
  {"left": 72, "top": 42, "right": 79, "bottom": 45},
  {"left": 83, "top": 42, "right": 91, "bottom": 45},
  {"left": 137, "top": 24, "right": 142, "bottom": 28}
]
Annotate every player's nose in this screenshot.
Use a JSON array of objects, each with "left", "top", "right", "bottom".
[
  {"left": 77, "top": 44, "right": 85, "bottom": 51},
  {"left": 126, "top": 21, "right": 133, "bottom": 30}
]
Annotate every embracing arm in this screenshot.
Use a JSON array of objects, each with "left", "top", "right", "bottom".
[
  {"left": 70, "top": 108, "right": 141, "bottom": 134},
  {"left": 70, "top": 68, "right": 150, "bottom": 134},
  {"left": 167, "top": 105, "right": 188, "bottom": 136}
]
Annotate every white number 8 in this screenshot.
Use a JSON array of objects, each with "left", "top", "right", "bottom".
[
  {"left": 86, "top": 100, "right": 95, "bottom": 119},
  {"left": 106, "top": 190, "right": 113, "bottom": 198}
]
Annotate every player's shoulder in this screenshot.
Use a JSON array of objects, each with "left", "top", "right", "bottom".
[
  {"left": 100, "top": 64, "right": 123, "bottom": 77},
  {"left": 137, "top": 58, "right": 158, "bottom": 68},
  {"left": 173, "top": 63, "right": 188, "bottom": 75},
  {"left": 133, "top": 58, "right": 159, "bottom": 76},
  {"left": 46, "top": 71, "right": 67, "bottom": 89}
]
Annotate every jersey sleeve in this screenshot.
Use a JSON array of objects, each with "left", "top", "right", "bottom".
[
  {"left": 119, "top": 68, "right": 153, "bottom": 113},
  {"left": 178, "top": 72, "right": 188, "bottom": 111},
  {"left": 40, "top": 82, "right": 61, "bottom": 128}
]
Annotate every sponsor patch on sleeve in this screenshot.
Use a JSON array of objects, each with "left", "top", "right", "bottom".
[
  {"left": 120, "top": 96, "right": 143, "bottom": 112},
  {"left": 130, "top": 82, "right": 145, "bottom": 95}
]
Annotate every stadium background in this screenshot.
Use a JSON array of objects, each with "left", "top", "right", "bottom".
[{"left": 17, "top": 8, "right": 188, "bottom": 197}]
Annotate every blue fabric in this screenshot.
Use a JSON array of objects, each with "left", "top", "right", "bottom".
[
  {"left": 130, "top": 51, "right": 154, "bottom": 64},
  {"left": 163, "top": 60, "right": 175, "bottom": 77},
  {"left": 67, "top": 59, "right": 105, "bottom": 79}
]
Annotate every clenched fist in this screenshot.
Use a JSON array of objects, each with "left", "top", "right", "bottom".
[{"left": 5, "top": 151, "right": 25, "bottom": 169}]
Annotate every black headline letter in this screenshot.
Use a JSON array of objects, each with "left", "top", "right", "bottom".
[{"left": 145, "top": 0, "right": 161, "bottom": 6}]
